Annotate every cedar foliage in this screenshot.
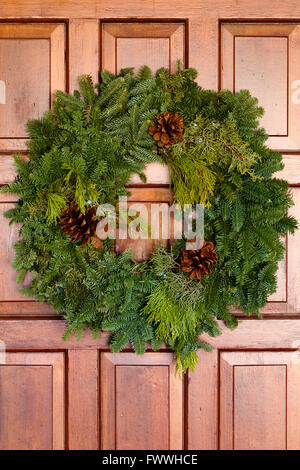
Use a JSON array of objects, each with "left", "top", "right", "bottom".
[{"left": 1, "top": 63, "right": 297, "bottom": 372}]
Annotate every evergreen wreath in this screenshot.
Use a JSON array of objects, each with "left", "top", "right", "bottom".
[{"left": 2, "top": 63, "right": 297, "bottom": 372}]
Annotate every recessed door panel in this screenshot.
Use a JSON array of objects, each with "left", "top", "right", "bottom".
[
  {"left": 220, "top": 351, "right": 300, "bottom": 450},
  {"left": 101, "top": 353, "right": 183, "bottom": 450},
  {"left": 101, "top": 22, "right": 185, "bottom": 74},
  {"left": 0, "top": 352, "right": 65, "bottom": 450},
  {"left": 221, "top": 23, "right": 300, "bottom": 151},
  {"left": 0, "top": 23, "right": 66, "bottom": 151}
]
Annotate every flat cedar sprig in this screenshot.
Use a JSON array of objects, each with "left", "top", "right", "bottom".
[
  {"left": 165, "top": 116, "right": 261, "bottom": 207},
  {"left": 1, "top": 63, "right": 297, "bottom": 373}
]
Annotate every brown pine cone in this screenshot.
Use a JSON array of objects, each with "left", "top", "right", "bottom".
[
  {"left": 149, "top": 111, "right": 184, "bottom": 148},
  {"left": 91, "top": 234, "right": 103, "bottom": 250},
  {"left": 59, "top": 201, "right": 98, "bottom": 245},
  {"left": 180, "top": 241, "right": 217, "bottom": 281}
]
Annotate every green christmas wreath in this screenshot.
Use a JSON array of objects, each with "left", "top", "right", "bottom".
[{"left": 2, "top": 63, "right": 297, "bottom": 372}]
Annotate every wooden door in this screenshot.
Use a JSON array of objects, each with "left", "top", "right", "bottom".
[{"left": 0, "top": 1, "right": 300, "bottom": 450}]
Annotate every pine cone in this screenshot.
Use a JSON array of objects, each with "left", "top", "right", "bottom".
[
  {"left": 59, "top": 201, "right": 98, "bottom": 245},
  {"left": 149, "top": 111, "right": 184, "bottom": 148},
  {"left": 180, "top": 241, "right": 217, "bottom": 281},
  {"left": 91, "top": 234, "right": 103, "bottom": 250}
]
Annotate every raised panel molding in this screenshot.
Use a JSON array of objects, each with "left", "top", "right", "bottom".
[
  {"left": 276, "top": 154, "right": 300, "bottom": 185},
  {"left": 0, "top": 202, "right": 56, "bottom": 316},
  {"left": 0, "top": 23, "right": 66, "bottom": 152},
  {"left": 221, "top": 22, "right": 300, "bottom": 151},
  {"left": 1, "top": 320, "right": 300, "bottom": 449},
  {"left": 220, "top": 352, "right": 300, "bottom": 450},
  {"left": 0, "top": 202, "right": 32, "bottom": 302},
  {"left": 188, "top": 322, "right": 300, "bottom": 450},
  {"left": 230, "top": 171, "right": 300, "bottom": 316},
  {"left": 68, "top": 350, "right": 99, "bottom": 450},
  {"left": 69, "top": 19, "right": 99, "bottom": 93},
  {"left": 101, "top": 21, "right": 185, "bottom": 260},
  {"left": 0, "top": 352, "right": 65, "bottom": 450},
  {"left": 1, "top": 0, "right": 300, "bottom": 452},
  {"left": 101, "top": 352, "right": 183, "bottom": 450},
  {"left": 101, "top": 21, "right": 186, "bottom": 74}
]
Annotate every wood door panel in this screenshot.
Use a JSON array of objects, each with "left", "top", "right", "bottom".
[
  {"left": 0, "top": 202, "right": 56, "bottom": 315},
  {"left": 221, "top": 22, "right": 300, "bottom": 151},
  {"left": 68, "top": 350, "right": 99, "bottom": 450},
  {"left": 115, "top": 187, "right": 181, "bottom": 261},
  {"left": 0, "top": 23, "right": 66, "bottom": 152},
  {"left": 231, "top": 188, "right": 300, "bottom": 315},
  {"left": 115, "top": 200, "right": 170, "bottom": 261},
  {"left": 276, "top": 154, "right": 300, "bottom": 185},
  {"left": 0, "top": 38, "right": 50, "bottom": 138},
  {"left": 0, "top": 192, "right": 54, "bottom": 320},
  {"left": 267, "top": 242, "right": 287, "bottom": 302},
  {"left": 0, "top": 202, "right": 32, "bottom": 301},
  {"left": 1, "top": 319, "right": 300, "bottom": 450},
  {"left": 101, "top": 22, "right": 185, "bottom": 74},
  {"left": 0, "top": 0, "right": 300, "bottom": 452},
  {"left": 0, "top": 198, "right": 55, "bottom": 315},
  {"left": 0, "top": 352, "right": 65, "bottom": 450},
  {"left": 220, "top": 351, "right": 300, "bottom": 450},
  {"left": 233, "top": 365, "right": 286, "bottom": 449},
  {"left": 117, "top": 37, "right": 169, "bottom": 73},
  {"left": 0, "top": 154, "right": 23, "bottom": 185},
  {"left": 235, "top": 36, "right": 288, "bottom": 136},
  {"left": 101, "top": 21, "right": 184, "bottom": 260},
  {"left": 188, "top": 324, "right": 300, "bottom": 450},
  {"left": 101, "top": 352, "right": 183, "bottom": 450},
  {"left": 69, "top": 19, "right": 99, "bottom": 93}
]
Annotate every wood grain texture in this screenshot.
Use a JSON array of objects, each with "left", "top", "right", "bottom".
[
  {"left": 0, "top": 201, "right": 56, "bottom": 314},
  {"left": 275, "top": 154, "right": 300, "bottom": 185},
  {"left": 0, "top": 301, "right": 56, "bottom": 316},
  {"left": 234, "top": 365, "right": 286, "bottom": 450},
  {"left": 267, "top": 237, "right": 287, "bottom": 303},
  {"left": 69, "top": 19, "right": 99, "bottom": 93},
  {"left": 68, "top": 350, "right": 99, "bottom": 450},
  {"left": 0, "top": 352, "right": 65, "bottom": 450},
  {"left": 220, "top": 354, "right": 287, "bottom": 449},
  {"left": 190, "top": 349, "right": 300, "bottom": 450},
  {"left": 129, "top": 162, "right": 170, "bottom": 185},
  {"left": 187, "top": 349, "right": 218, "bottom": 450},
  {"left": 0, "top": 154, "right": 26, "bottom": 185},
  {"left": 116, "top": 365, "right": 169, "bottom": 449},
  {"left": 1, "top": 0, "right": 300, "bottom": 452},
  {"left": 102, "top": 22, "right": 185, "bottom": 74},
  {"left": 231, "top": 188, "right": 300, "bottom": 315},
  {"left": 0, "top": 23, "right": 65, "bottom": 152},
  {"left": 0, "top": 38, "right": 50, "bottom": 137},
  {"left": 287, "top": 188, "right": 300, "bottom": 313},
  {"left": 0, "top": 203, "right": 33, "bottom": 301},
  {"left": 101, "top": 353, "right": 183, "bottom": 450},
  {"left": 115, "top": 201, "right": 171, "bottom": 261},
  {"left": 127, "top": 187, "right": 173, "bottom": 203},
  {"left": 2, "top": 0, "right": 300, "bottom": 19},
  {"left": 235, "top": 36, "right": 288, "bottom": 136},
  {"left": 221, "top": 23, "right": 300, "bottom": 151},
  {"left": 2, "top": 318, "right": 300, "bottom": 352},
  {"left": 219, "top": 351, "right": 300, "bottom": 450}
]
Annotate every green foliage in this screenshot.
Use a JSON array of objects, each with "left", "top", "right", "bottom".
[
  {"left": 45, "top": 192, "right": 68, "bottom": 221},
  {"left": 1, "top": 64, "right": 297, "bottom": 373},
  {"left": 155, "top": 61, "right": 201, "bottom": 121},
  {"left": 165, "top": 116, "right": 261, "bottom": 207}
]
